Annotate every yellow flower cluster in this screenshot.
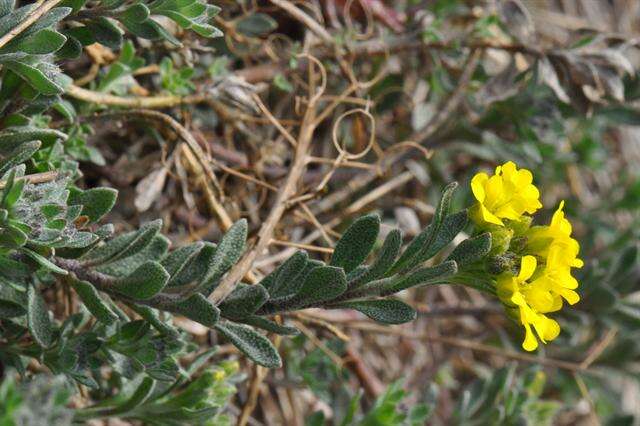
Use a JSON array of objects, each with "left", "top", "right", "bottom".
[
  {"left": 470, "top": 161, "right": 542, "bottom": 227},
  {"left": 470, "top": 162, "right": 582, "bottom": 351}
]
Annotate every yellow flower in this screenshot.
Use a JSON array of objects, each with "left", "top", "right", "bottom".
[
  {"left": 213, "top": 369, "right": 226, "bottom": 381},
  {"left": 530, "top": 244, "right": 581, "bottom": 308},
  {"left": 470, "top": 161, "right": 542, "bottom": 227},
  {"left": 526, "top": 201, "right": 583, "bottom": 268},
  {"left": 524, "top": 201, "right": 582, "bottom": 309},
  {"left": 496, "top": 255, "right": 561, "bottom": 351}
]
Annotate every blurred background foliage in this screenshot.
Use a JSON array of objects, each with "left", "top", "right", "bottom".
[{"left": 2, "top": 0, "right": 640, "bottom": 424}]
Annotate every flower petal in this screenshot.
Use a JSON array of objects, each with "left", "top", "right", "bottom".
[
  {"left": 522, "top": 322, "right": 538, "bottom": 351},
  {"left": 558, "top": 287, "right": 580, "bottom": 305},
  {"left": 542, "top": 317, "right": 560, "bottom": 341},
  {"left": 518, "top": 255, "right": 537, "bottom": 282},
  {"left": 471, "top": 173, "right": 488, "bottom": 202},
  {"left": 479, "top": 203, "right": 504, "bottom": 226}
]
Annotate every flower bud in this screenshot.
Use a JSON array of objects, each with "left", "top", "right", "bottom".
[
  {"left": 509, "top": 235, "right": 528, "bottom": 253},
  {"left": 506, "top": 215, "right": 533, "bottom": 235},
  {"left": 486, "top": 254, "right": 515, "bottom": 275},
  {"left": 489, "top": 225, "right": 514, "bottom": 255}
]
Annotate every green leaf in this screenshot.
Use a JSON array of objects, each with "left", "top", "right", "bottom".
[
  {"left": 113, "top": 261, "right": 169, "bottom": 299},
  {"left": 386, "top": 261, "right": 458, "bottom": 293},
  {"left": 0, "top": 300, "right": 25, "bottom": 317},
  {"left": 388, "top": 183, "right": 459, "bottom": 274},
  {"left": 387, "top": 224, "right": 433, "bottom": 275},
  {"left": 351, "top": 229, "right": 403, "bottom": 287},
  {"left": 415, "top": 210, "right": 468, "bottom": 263},
  {"left": 336, "top": 299, "right": 416, "bottom": 324},
  {"left": 53, "top": 99, "right": 76, "bottom": 121},
  {"left": 27, "top": 284, "right": 54, "bottom": 347},
  {"left": 273, "top": 73, "right": 293, "bottom": 92},
  {"left": 0, "top": 127, "right": 66, "bottom": 155},
  {"left": 4, "top": 61, "right": 63, "bottom": 95},
  {"left": 434, "top": 182, "right": 459, "bottom": 223},
  {"left": 268, "top": 250, "right": 308, "bottom": 298},
  {"left": 72, "top": 279, "right": 118, "bottom": 324},
  {"left": 109, "top": 377, "right": 155, "bottom": 415},
  {"left": 199, "top": 219, "right": 247, "bottom": 296},
  {"left": 330, "top": 214, "right": 380, "bottom": 273},
  {"left": 0, "top": 141, "right": 41, "bottom": 175},
  {"left": 1, "top": 168, "right": 25, "bottom": 209},
  {"left": 77, "top": 376, "right": 157, "bottom": 419},
  {"left": 0, "top": 0, "right": 15, "bottom": 16},
  {"left": 59, "top": 0, "right": 88, "bottom": 14},
  {"left": 293, "top": 266, "right": 347, "bottom": 306},
  {"left": 19, "top": 6, "right": 71, "bottom": 36},
  {"left": 167, "top": 242, "right": 216, "bottom": 288},
  {"left": 69, "top": 187, "right": 117, "bottom": 223},
  {"left": 446, "top": 233, "right": 492, "bottom": 267},
  {"left": 86, "top": 17, "right": 123, "bottom": 49},
  {"left": 214, "top": 321, "right": 281, "bottom": 368},
  {"left": 219, "top": 284, "right": 269, "bottom": 319},
  {"left": 130, "top": 304, "right": 178, "bottom": 337},
  {"left": 240, "top": 315, "right": 299, "bottom": 335},
  {"left": 236, "top": 13, "right": 278, "bottom": 37},
  {"left": 21, "top": 247, "right": 68, "bottom": 274},
  {"left": 6, "top": 29, "right": 66, "bottom": 54},
  {"left": 169, "top": 293, "right": 220, "bottom": 327},
  {"left": 0, "top": 283, "right": 26, "bottom": 317},
  {"left": 307, "top": 412, "right": 326, "bottom": 426},
  {"left": 57, "top": 32, "right": 82, "bottom": 58},
  {"left": 161, "top": 242, "right": 204, "bottom": 277},
  {"left": 122, "top": 3, "right": 150, "bottom": 22},
  {"left": 83, "top": 219, "right": 162, "bottom": 266},
  {"left": 0, "top": 254, "right": 30, "bottom": 280},
  {"left": 95, "top": 234, "right": 169, "bottom": 277}
]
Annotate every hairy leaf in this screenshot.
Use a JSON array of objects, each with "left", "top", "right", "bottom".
[
  {"left": 240, "top": 315, "right": 299, "bottom": 335},
  {"left": 268, "top": 250, "right": 308, "bottom": 298},
  {"left": 83, "top": 219, "right": 162, "bottom": 266},
  {"left": 219, "top": 284, "right": 269, "bottom": 319},
  {"left": 336, "top": 299, "right": 417, "bottom": 324},
  {"left": 113, "top": 261, "right": 169, "bottom": 299},
  {"left": 293, "top": 266, "right": 347, "bottom": 306},
  {"left": 388, "top": 183, "right": 459, "bottom": 275},
  {"left": 27, "top": 284, "right": 54, "bottom": 347},
  {"left": 351, "top": 229, "right": 403, "bottom": 287},
  {"left": 446, "top": 233, "right": 492, "bottom": 267},
  {"left": 69, "top": 187, "right": 118, "bottom": 223},
  {"left": 214, "top": 321, "right": 281, "bottom": 368},
  {"left": 72, "top": 279, "right": 118, "bottom": 324},
  {"left": 169, "top": 293, "right": 220, "bottom": 327},
  {"left": 330, "top": 214, "right": 380, "bottom": 273},
  {"left": 198, "top": 219, "right": 247, "bottom": 296},
  {"left": 386, "top": 261, "right": 458, "bottom": 293},
  {"left": 167, "top": 242, "right": 216, "bottom": 288}
]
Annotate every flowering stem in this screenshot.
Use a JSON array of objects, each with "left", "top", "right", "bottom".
[{"left": 443, "top": 272, "right": 497, "bottom": 295}]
